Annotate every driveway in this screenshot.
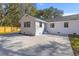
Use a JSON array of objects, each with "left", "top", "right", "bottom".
[{"left": 0, "top": 34, "right": 74, "bottom": 56}]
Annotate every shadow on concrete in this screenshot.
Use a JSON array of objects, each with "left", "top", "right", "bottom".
[
  {"left": 0, "top": 33, "right": 23, "bottom": 37},
  {"left": 0, "top": 33, "right": 35, "bottom": 37},
  {"left": 0, "top": 41, "right": 73, "bottom": 56}
]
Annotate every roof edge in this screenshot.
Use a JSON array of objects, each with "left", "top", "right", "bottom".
[{"left": 19, "top": 14, "right": 46, "bottom": 23}]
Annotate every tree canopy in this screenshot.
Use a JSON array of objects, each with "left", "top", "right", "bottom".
[
  {"left": 0, "top": 3, "right": 64, "bottom": 27},
  {"left": 35, "top": 7, "right": 63, "bottom": 19}
]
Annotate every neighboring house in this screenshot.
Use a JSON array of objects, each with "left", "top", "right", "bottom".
[{"left": 19, "top": 14, "right": 79, "bottom": 35}]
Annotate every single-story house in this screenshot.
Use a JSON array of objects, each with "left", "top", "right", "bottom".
[
  {"left": 19, "top": 14, "right": 46, "bottom": 35},
  {"left": 19, "top": 14, "right": 79, "bottom": 35}
]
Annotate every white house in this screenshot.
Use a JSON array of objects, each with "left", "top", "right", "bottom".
[
  {"left": 19, "top": 14, "right": 46, "bottom": 35},
  {"left": 19, "top": 14, "right": 79, "bottom": 35}
]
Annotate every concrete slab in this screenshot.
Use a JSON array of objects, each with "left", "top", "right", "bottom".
[{"left": 0, "top": 34, "right": 74, "bottom": 56}]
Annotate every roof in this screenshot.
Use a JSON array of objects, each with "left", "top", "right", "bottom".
[
  {"left": 19, "top": 14, "right": 46, "bottom": 23},
  {"left": 45, "top": 14, "right": 79, "bottom": 22},
  {"left": 19, "top": 14, "right": 79, "bottom": 23}
]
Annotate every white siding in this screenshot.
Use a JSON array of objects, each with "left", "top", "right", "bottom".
[
  {"left": 46, "top": 20, "right": 79, "bottom": 35},
  {"left": 35, "top": 21, "right": 45, "bottom": 35}
]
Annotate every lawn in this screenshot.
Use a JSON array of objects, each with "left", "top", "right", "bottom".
[
  {"left": 69, "top": 35, "right": 79, "bottom": 56},
  {"left": 0, "top": 27, "right": 20, "bottom": 34}
]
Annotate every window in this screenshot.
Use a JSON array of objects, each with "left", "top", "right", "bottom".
[
  {"left": 39, "top": 22, "right": 42, "bottom": 27},
  {"left": 24, "top": 22, "right": 30, "bottom": 27},
  {"left": 50, "top": 23, "right": 54, "bottom": 28},
  {"left": 64, "top": 22, "right": 68, "bottom": 28}
]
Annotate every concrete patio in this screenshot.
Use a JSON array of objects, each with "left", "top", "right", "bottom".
[{"left": 0, "top": 34, "right": 74, "bottom": 56}]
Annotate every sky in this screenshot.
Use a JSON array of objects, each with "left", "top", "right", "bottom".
[{"left": 36, "top": 3, "right": 79, "bottom": 16}]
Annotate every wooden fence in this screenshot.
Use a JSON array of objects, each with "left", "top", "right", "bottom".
[{"left": 0, "top": 26, "right": 20, "bottom": 33}]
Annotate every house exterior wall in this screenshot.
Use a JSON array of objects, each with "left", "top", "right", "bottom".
[
  {"left": 20, "top": 16, "right": 35, "bottom": 35},
  {"left": 46, "top": 20, "right": 79, "bottom": 35},
  {"left": 35, "top": 20, "right": 45, "bottom": 35}
]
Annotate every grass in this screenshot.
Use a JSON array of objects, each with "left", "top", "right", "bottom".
[
  {"left": 69, "top": 35, "right": 79, "bottom": 56},
  {"left": 0, "top": 26, "right": 20, "bottom": 35}
]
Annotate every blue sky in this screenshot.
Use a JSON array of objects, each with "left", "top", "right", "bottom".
[{"left": 36, "top": 3, "right": 79, "bottom": 16}]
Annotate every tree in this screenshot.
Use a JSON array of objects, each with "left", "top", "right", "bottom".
[
  {"left": 53, "top": 8, "right": 63, "bottom": 18},
  {"left": 35, "top": 7, "right": 64, "bottom": 20},
  {"left": 0, "top": 4, "right": 9, "bottom": 32},
  {"left": 0, "top": 3, "right": 36, "bottom": 32},
  {"left": 0, "top": 3, "right": 36, "bottom": 27},
  {"left": 18, "top": 3, "right": 36, "bottom": 17},
  {"left": 0, "top": 4, "right": 63, "bottom": 28},
  {"left": 0, "top": 4, "right": 5, "bottom": 26}
]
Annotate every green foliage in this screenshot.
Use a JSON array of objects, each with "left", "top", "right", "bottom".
[
  {"left": 69, "top": 35, "right": 79, "bottom": 55},
  {"left": 0, "top": 4, "right": 64, "bottom": 27},
  {"left": 18, "top": 3, "right": 36, "bottom": 17},
  {"left": 0, "top": 3, "right": 35, "bottom": 27},
  {"left": 35, "top": 7, "right": 64, "bottom": 20}
]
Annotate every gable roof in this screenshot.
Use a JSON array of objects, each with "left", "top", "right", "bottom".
[
  {"left": 45, "top": 14, "right": 79, "bottom": 22},
  {"left": 19, "top": 14, "right": 46, "bottom": 23}
]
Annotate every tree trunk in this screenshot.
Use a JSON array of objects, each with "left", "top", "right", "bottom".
[{"left": 18, "top": 4, "right": 25, "bottom": 17}]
